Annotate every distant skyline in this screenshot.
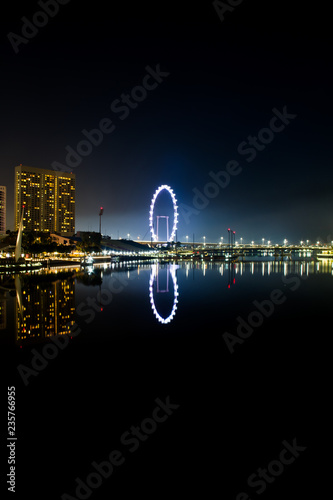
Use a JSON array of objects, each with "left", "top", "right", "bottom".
[{"left": 1, "top": 1, "right": 331, "bottom": 243}]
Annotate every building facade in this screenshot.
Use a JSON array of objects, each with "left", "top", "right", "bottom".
[
  {"left": 0, "top": 186, "right": 6, "bottom": 235},
  {"left": 14, "top": 165, "right": 75, "bottom": 236}
]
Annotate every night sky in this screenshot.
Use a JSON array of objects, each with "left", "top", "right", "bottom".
[{"left": 0, "top": 0, "right": 331, "bottom": 243}]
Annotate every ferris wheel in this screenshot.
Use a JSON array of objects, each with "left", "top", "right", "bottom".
[
  {"left": 149, "top": 185, "right": 178, "bottom": 242},
  {"left": 149, "top": 264, "right": 179, "bottom": 324}
]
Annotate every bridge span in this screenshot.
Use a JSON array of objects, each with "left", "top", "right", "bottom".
[{"left": 138, "top": 241, "right": 333, "bottom": 260}]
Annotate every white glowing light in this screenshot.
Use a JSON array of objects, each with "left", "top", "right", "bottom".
[
  {"left": 149, "top": 264, "right": 179, "bottom": 324},
  {"left": 149, "top": 185, "right": 179, "bottom": 242}
]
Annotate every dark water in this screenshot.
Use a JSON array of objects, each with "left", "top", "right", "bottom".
[{"left": 2, "top": 260, "right": 331, "bottom": 498}]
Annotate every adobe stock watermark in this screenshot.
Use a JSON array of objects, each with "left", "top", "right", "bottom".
[
  {"left": 7, "top": 0, "right": 71, "bottom": 54},
  {"left": 223, "top": 271, "right": 307, "bottom": 354},
  {"left": 61, "top": 396, "right": 180, "bottom": 500},
  {"left": 235, "top": 437, "right": 307, "bottom": 499},
  {"left": 213, "top": 0, "right": 245, "bottom": 23},
  {"left": 51, "top": 64, "right": 170, "bottom": 173},
  {"left": 17, "top": 272, "right": 135, "bottom": 386},
  {"left": 179, "top": 106, "right": 297, "bottom": 224}
]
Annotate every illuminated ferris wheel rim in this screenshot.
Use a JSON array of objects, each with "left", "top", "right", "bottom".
[
  {"left": 149, "top": 264, "right": 179, "bottom": 324},
  {"left": 149, "top": 184, "right": 179, "bottom": 242}
]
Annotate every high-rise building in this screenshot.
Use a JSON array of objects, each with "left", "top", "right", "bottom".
[
  {"left": 14, "top": 165, "right": 75, "bottom": 236},
  {"left": 0, "top": 186, "right": 6, "bottom": 235}
]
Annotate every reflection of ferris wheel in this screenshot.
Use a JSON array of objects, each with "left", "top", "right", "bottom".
[
  {"left": 149, "top": 185, "right": 178, "bottom": 242},
  {"left": 149, "top": 264, "right": 179, "bottom": 324}
]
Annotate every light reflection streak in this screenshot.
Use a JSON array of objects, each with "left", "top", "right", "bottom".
[{"left": 149, "top": 264, "right": 179, "bottom": 324}]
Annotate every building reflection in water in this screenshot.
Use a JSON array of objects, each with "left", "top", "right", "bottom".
[
  {"left": 0, "top": 294, "right": 6, "bottom": 330},
  {"left": 149, "top": 264, "right": 179, "bottom": 324},
  {"left": 15, "top": 276, "right": 75, "bottom": 344},
  {"left": 0, "top": 259, "right": 330, "bottom": 338}
]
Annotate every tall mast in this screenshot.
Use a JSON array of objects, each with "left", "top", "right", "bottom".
[{"left": 15, "top": 205, "right": 24, "bottom": 262}]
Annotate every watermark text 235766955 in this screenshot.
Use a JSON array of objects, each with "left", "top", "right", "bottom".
[
  {"left": 7, "top": 386, "right": 16, "bottom": 493},
  {"left": 7, "top": 0, "right": 71, "bottom": 54}
]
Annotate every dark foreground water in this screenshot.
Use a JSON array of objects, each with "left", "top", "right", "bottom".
[{"left": 1, "top": 260, "right": 331, "bottom": 499}]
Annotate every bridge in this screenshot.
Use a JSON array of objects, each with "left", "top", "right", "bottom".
[{"left": 137, "top": 241, "right": 333, "bottom": 260}]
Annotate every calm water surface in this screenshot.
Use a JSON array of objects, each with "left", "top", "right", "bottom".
[
  {"left": 2, "top": 259, "right": 332, "bottom": 344},
  {"left": 2, "top": 260, "right": 331, "bottom": 498}
]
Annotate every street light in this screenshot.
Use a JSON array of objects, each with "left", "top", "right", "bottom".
[
  {"left": 240, "top": 237, "right": 243, "bottom": 246},
  {"left": 262, "top": 238, "right": 265, "bottom": 246},
  {"left": 203, "top": 236, "right": 206, "bottom": 247}
]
